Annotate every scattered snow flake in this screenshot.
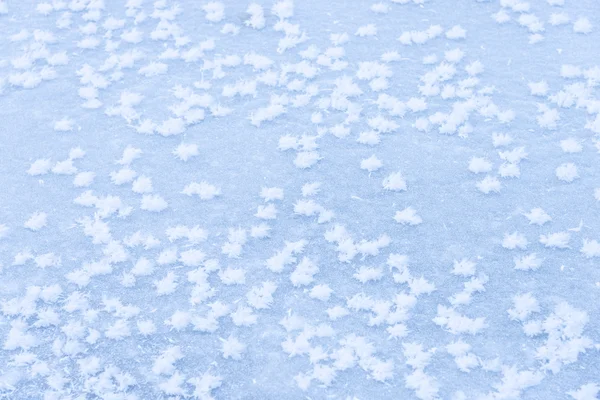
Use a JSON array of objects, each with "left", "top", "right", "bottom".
[
  {"left": 499, "top": 162, "right": 520, "bottom": 178},
  {"left": 173, "top": 143, "right": 199, "bottom": 161},
  {"left": 556, "top": 163, "right": 579, "bottom": 182},
  {"left": 433, "top": 305, "right": 486, "bottom": 335},
  {"left": 155, "top": 272, "right": 178, "bottom": 296},
  {"left": 529, "top": 81, "right": 549, "bottom": 96},
  {"left": 493, "top": 9, "right": 511, "bottom": 24},
  {"left": 0, "top": 224, "right": 8, "bottom": 239},
  {"left": 409, "top": 276, "right": 436, "bottom": 296},
  {"left": 529, "top": 33, "right": 544, "bottom": 44},
  {"left": 469, "top": 157, "right": 493, "bottom": 173},
  {"left": 52, "top": 159, "right": 77, "bottom": 175},
  {"left": 117, "top": 146, "right": 142, "bottom": 165},
  {"left": 141, "top": 194, "right": 168, "bottom": 212},
  {"left": 446, "top": 25, "right": 466, "bottom": 39},
  {"left": 73, "top": 171, "right": 95, "bottom": 187},
  {"left": 247, "top": 281, "right": 277, "bottom": 309},
  {"left": 536, "top": 302, "right": 592, "bottom": 373},
  {"left": 188, "top": 372, "right": 222, "bottom": 399},
  {"left": 24, "top": 212, "right": 47, "bottom": 231},
  {"left": 302, "top": 182, "right": 321, "bottom": 197},
  {"left": 406, "top": 97, "right": 428, "bottom": 112},
  {"left": 573, "top": 17, "right": 593, "bottom": 34},
  {"left": 394, "top": 207, "right": 422, "bottom": 226},
  {"left": 398, "top": 25, "right": 443, "bottom": 45},
  {"left": 34, "top": 253, "right": 61, "bottom": 268},
  {"left": 508, "top": 293, "right": 540, "bottom": 321},
  {"left": 581, "top": 239, "right": 600, "bottom": 258},
  {"left": 568, "top": 383, "right": 600, "bottom": 400},
  {"left": 53, "top": 118, "right": 74, "bottom": 132},
  {"left": 356, "top": 24, "right": 378, "bottom": 37},
  {"left": 28, "top": 159, "right": 52, "bottom": 176},
  {"left": 290, "top": 257, "right": 319, "bottom": 286},
  {"left": 560, "top": 138, "right": 583, "bottom": 153},
  {"left": 537, "top": 104, "right": 560, "bottom": 129},
  {"left": 353, "top": 266, "right": 384, "bottom": 283},
  {"left": 132, "top": 175, "right": 153, "bottom": 193},
  {"left": 539, "top": 231, "right": 571, "bottom": 248},
  {"left": 110, "top": 168, "right": 137, "bottom": 185},
  {"left": 138, "top": 320, "right": 157, "bottom": 336},
  {"left": 514, "top": 253, "right": 543, "bottom": 271},
  {"left": 165, "top": 311, "right": 191, "bottom": 331},
  {"left": 244, "top": 52, "right": 274, "bottom": 71},
  {"left": 445, "top": 48, "right": 464, "bottom": 63},
  {"left": 486, "top": 366, "right": 543, "bottom": 398},
  {"left": 387, "top": 323, "right": 408, "bottom": 339},
  {"left": 492, "top": 132, "right": 513, "bottom": 147},
  {"left": 271, "top": 0, "right": 294, "bottom": 19},
  {"left": 405, "top": 368, "right": 439, "bottom": 400},
  {"left": 246, "top": 3, "right": 265, "bottom": 29},
  {"left": 180, "top": 249, "right": 207, "bottom": 266},
  {"left": 518, "top": 13, "right": 544, "bottom": 33},
  {"left": 255, "top": 203, "right": 278, "bottom": 219},
  {"left": 121, "top": 28, "right": 144, "bottom": 44},
  {"left": 105, "top": 319, "right": 131, "bottom": 340},
  {"left": 250, "top": 223, "right": 271, "bottom": 238},
  {"left": 382, "top": 171, "right": 407, "bottom": 191},
  {"left": 327, "top": 306, "right": 349, "bottom": 320},
  {"left": 231, "top": 305, "right": 257, "bottom": 326},
  {"left": 310, "top": 284, "right": 333, "bottom": 301},
  {"left": 156, "top": 118, "right": 186, "bottom": 136},
  {"left": 219, "top": 267, "right": 246, "bottom": 285},
  {"left": 503, "top": 232, "right": 528, "bottom": 250},
  {"left": 499, "top": 147, "right": 527, "bottom": 164},
  {"left": 294, "top": 151, "right": 320, "bottom": 169},
  {"left": 561, "top": 64, "right": 582, "bottom": 79},
  {"left": 278, "top": 135, "right": 299, "bottom": 151},
  {"left": 371, "top": 2, "right": 389, "bottom": 13},
  {"left": 360, "top": 155, "right": 383, "bottom": 172},
  {"left": 550, "top": 13, "right": 570, "bottom": 26},
  {"left": 453, "top": 353, "right": 479, "bottom": 373},
  {"left": 103, "top": 17, "right": 125, "bottom": 30},
  {"left": 159, "top": 372, "right": 186, "bottom": 395},
  {"left": 221, "top": 336, "right": 246, "bottom": 360},
  {"left": 152, "top": 346, "right": 183, "bottom": 376},
  {"left": 329, "top": 124, "right": 351, "bottom": 138},
  {"left": 131, "top": 257, "right": 154, "bottom": 277},
  {"left": 70, "top": 147, "right": 85, "bottom": 160},
  {"left": 260, "top": 187, "right": 284, "bottom": 202},
  {"left": 357, "top": 130, "right": 381, "bottom": 145},
  {"left": 139, "top": 62, "right": 168, "bottom": 77},
  {"left": 465, "top": 60, "right": 484, "bottom": 76},
  {"left": 452, "top": 259, "right": 477, "bottom": 277},
  {"left": 476, "top": 176, "right": 501, "bottom": 194},
  {"left": 182, "top": 182, "right": 221, "bottom": 199},
  {"left": 524, "top": 208, "right": 552, "bottom": 225}
]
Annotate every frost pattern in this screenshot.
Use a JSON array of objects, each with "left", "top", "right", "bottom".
[{"left": 0, "top": 0, "right": 599, "bottom": 399}]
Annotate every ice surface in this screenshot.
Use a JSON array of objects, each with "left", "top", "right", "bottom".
[{"left": 0, "top": 0, "right": 599, "bottom": 399}]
